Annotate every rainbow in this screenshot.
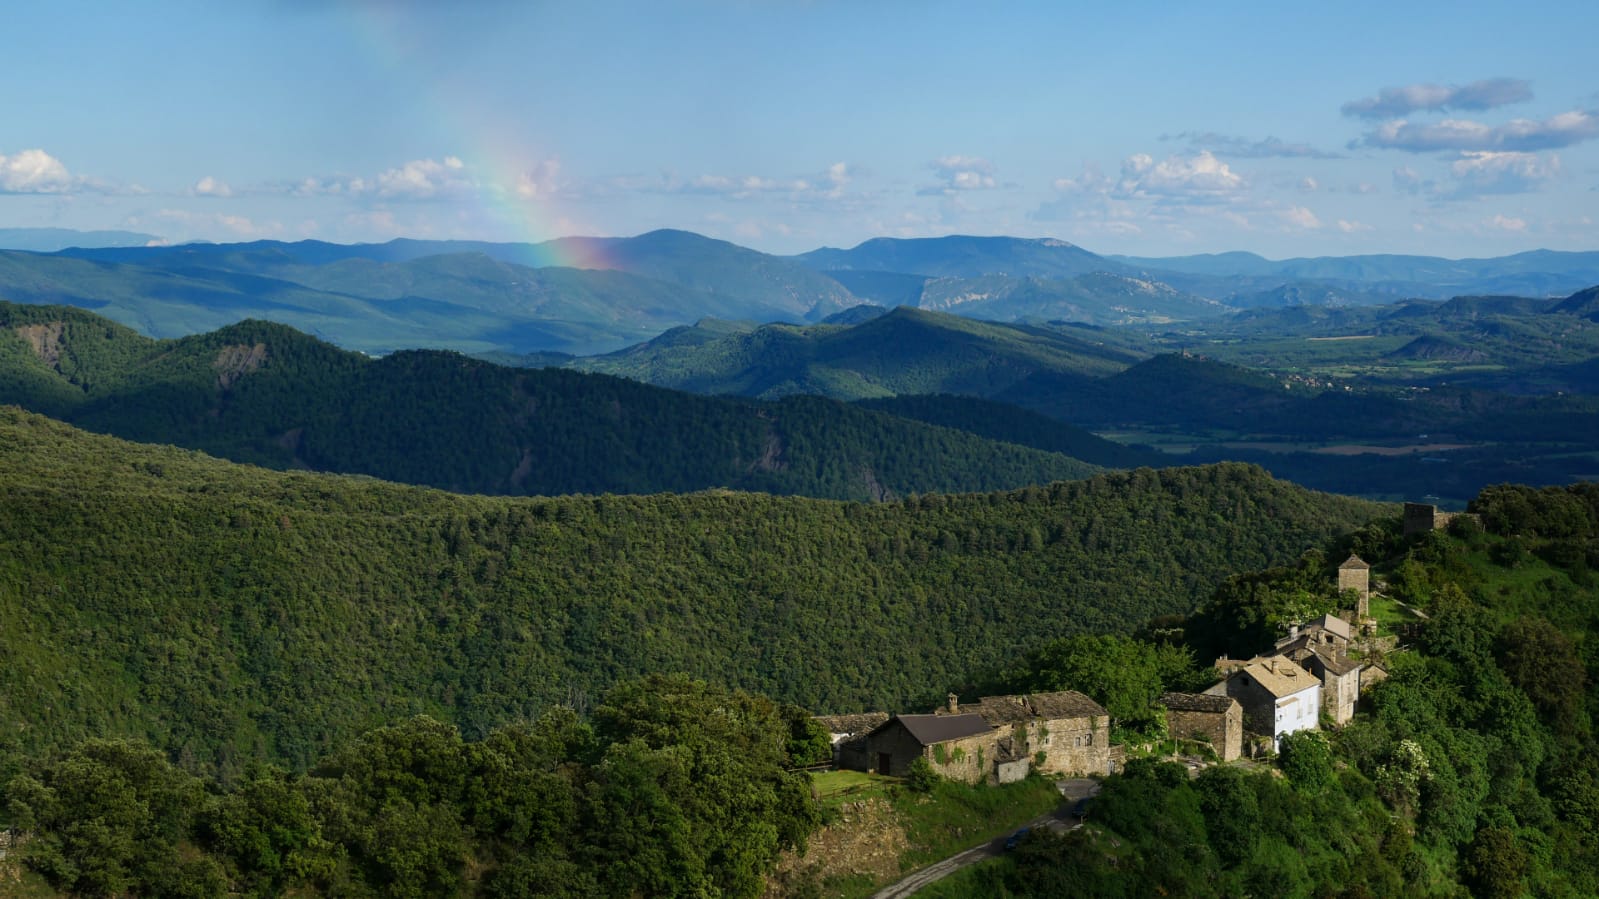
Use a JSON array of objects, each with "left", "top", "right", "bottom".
[{"left": 335, "top": 3, "right": 618, "bottom": 271}]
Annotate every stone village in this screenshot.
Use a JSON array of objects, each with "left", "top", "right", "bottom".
[{"left": 813, "top": 503, "right": 1455, "bottom": 784}]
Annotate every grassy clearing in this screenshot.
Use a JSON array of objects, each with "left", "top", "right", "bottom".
[
  {"left": 1367, "top": 594, "right": 1418, "bottom": 634},
  {"left": 891, "top": 776, "right": 1063, "bottom": 871},
  {"left": 811, "top": 769, "right": 896, "bottom": 809}
]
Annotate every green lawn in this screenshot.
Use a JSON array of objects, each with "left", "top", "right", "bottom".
[
  {"left": 892, "top": 776, "right": 1064, "bottom": 870},
  {"left": 1367, "top": 594, "right": 1417, "bottom": 634},
  {"left": 811, "top": 769, "right": 896, "bottom": 809}
]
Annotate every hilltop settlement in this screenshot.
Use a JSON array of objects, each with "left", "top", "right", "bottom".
[{"left": 817, "top": 503, "right": 1466, "bottom": 782}]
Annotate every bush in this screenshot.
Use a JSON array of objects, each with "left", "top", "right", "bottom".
[{"left": 907, "top": 757, "right": 941, "bottom": 793}]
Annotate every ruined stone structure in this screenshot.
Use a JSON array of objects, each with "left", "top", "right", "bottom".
[
  {"left": 1339, "top": 554, "right": 1371, "bottom": 618},
  {"left": 1157, "top": 692, "right": 1243, "bottom": 761},
  {"left": 1403, "top": 502, "right": 1480, "bottom": 536}
]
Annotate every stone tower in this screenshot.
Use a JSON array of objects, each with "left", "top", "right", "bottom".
[{"left": 1339, "top": 554, "right": 1370, "bottom": 619}]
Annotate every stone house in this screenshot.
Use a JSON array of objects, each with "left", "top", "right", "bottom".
[
  {"left": 962, "top": 691, "right": 1113, "bottom": 778},
  {"left": 862, "top": 713, "right": 995, "bottom": 781},
  {"left": 813, "top": 712, "right": 890, "bottom": 771},
  {"left": 1275, "top": 614, "right": 1353, "bottom": 656},
  {"left": 1298, "top": 651, "right": 1362, "bottom": 725},
  {"left": 850, "top": 689, "right": 1117, "bottom": 784},
  {"left": 1156, "top": 692, "right": 1243, "bottom": 761},
  {"left": 1207, "top": 655, "right": 1319, "bottom": 751}
]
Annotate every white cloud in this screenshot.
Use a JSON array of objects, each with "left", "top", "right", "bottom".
[
  {"left": 286, "top": 156, "right": 471, "bottom": 200},
  {"left": 1281, "top": 206, "right": 1322, "bottom": 229},
  {"left": 1486, "top": 214, "right": 1527, "bottom": 231},
  {"left": 515, "top": 159, "right": 562, "bottom": 199},
  {"left": 1299, "top": 177, "right": 1319, "bottom": 193},
  {"left": 1117, "top": 151, "right": 1245, "bottom": 201},
  {"left": 1393, "top": 165, "right": 1433, "bottom": 195},
  {"left": 0, "top": 148, "right": 77, "bottom": 193},
  {"left": 374, "top": 155, "right": 468, "bottom": 198},
  {"left": 624, "top": 162, "right": 860, "bottom": 205},
  {"left": 1342, "top": 78, "right": 1533, "bottom": 119},
  {"left": 132, "top": 208, "right": 282, "bottom": 239},
  {"left": 1360, "top": 109, "right": 1599, "bottom": 152},
  {"left": 822, "top": 161, "right": 851, "bottom": 198},
  {"left": 193, "top": 176, "right": 233, "bottom": 198},
  {"left": 920, "top": 155, "right": 998, "bottom": 195},
  {"left": 1448, "top": 151, "right": 1559, "bottom": 196},
  {"left": 1337, "top": 219, "right": 1374, "bottom": 233},
  {"left": 1164, "top": 132, "right": 1342, "bottom": 159}
]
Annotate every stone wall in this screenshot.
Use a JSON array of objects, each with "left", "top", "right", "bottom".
[
  {"left": 996, "top": 759, "right": 1031, "bottom": 784},
  {"left": 864, "top": 725, "right": 928, "bottom": 778},
  {"left": 925, "top": 733, "right": 994, "bottom": 784},
  {"left": 1167, "top": 704, "right": 1242, "bottom": 761},
  {"left": 1327, "top": 668, "right": 1360, "bottom": 725},
  {"left": 1026, "top": 714, "right": 1113, "bottom": 776}
]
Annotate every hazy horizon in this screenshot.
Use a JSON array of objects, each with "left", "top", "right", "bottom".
[{"left": 6, "top": 0, "right": 1597, "bottom": 258}]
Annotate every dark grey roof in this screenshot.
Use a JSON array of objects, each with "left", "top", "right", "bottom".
[
  {"left": 1157, "top": 692, "right": 1237, "bottom": 714},
  {"left": 881, "top": 713, "right": 994, "bottom": 746},
  {"left": 1309, "top": 649, "right": 1363, "bottom": 676}
]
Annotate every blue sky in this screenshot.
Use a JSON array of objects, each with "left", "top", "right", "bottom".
[{"left": 4, "top": 0, "right": 1597, "bottom": 257}]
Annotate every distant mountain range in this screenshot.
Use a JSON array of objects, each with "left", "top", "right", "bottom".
[
  {"left": 561, "top": 306, "right": 1140, "bottom": 400},
  {"left": 0, "top": 301, "right": 1107, "bottom": 501},
  {"left": 0, "top": 227, "right": 160, "bottom": 252},
  {"left": 1, "top": 229, "right": 1595, "bottom": 356}
]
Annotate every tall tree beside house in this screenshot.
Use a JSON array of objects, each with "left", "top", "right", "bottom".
[{"left": 1008, "top": 634, "right": 1168, "bottom": 729}]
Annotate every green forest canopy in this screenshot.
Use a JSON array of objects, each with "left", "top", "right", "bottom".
[{"left": 0, "top": 408, "right": 1380, "bottom": 777}]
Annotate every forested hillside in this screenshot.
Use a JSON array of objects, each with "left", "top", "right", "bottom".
[
  {"left": 566, "top": 305, "right": 1137, "bottom": 400},
  {"left": 0, "top": 409, "right": 1380, "bottom": 778},
  {"left": 0, "top": 302, "right": 1106, "bottom": 501}
]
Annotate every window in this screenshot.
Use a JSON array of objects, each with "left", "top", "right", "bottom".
[{"left": 1086, "top": 733, "right": 1093, "bottom": 746}]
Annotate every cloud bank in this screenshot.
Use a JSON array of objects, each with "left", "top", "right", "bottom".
[{"left": 1342, "top": 78, "right": 1533, "bottom": 119}]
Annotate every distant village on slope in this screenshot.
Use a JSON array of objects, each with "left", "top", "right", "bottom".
[{"left": 815, "top": 502, "right": 1463, "bottom": 784}]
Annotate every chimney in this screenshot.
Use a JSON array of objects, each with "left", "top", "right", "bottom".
[
  {"left": 947, "top": 693, "right": 959, "bottom": 715},
  {"left": 1290, "top": 623, "right": 1300, "bottom": 640}
]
